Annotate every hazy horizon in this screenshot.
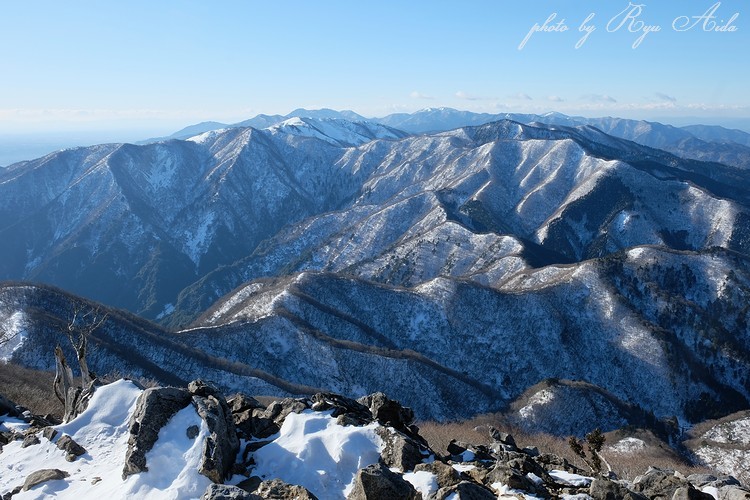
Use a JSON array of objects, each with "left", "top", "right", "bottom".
[{"left": 3, "top": 107, "right": 750, "bottom": 168}]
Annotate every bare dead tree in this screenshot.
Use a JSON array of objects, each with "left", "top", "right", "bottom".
[
  {"left": 64, "top": 304, "right": 108, "bottom": 387},
  {"left": 53, "top": 303, "right": 108, "bottom": 421},
  {"left": 53, "top": 345, "right": 74, "bottom": 405}
]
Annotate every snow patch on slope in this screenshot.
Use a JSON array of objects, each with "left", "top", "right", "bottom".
[
  {"left": 267, "top": 117, "right": 402, "bottom": 147},
  {"left": 252, "top": 410, "right": 383, "bottom": 498}
]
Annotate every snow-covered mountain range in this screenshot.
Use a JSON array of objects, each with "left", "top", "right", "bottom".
[
  {"left": 2, "top": 110, "right": 750, "bottom": 431},
  {"left": 143, "top": 107, "right": 750, "bottom": 169}
]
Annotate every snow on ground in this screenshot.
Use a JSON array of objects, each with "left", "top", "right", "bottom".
[
  {"left": 122, "top": 405, "right": 211, "bottom": 498},
  {"left": 0, "top": 380, "right": 140, "bottom": 499},
  {"left": 252, "top": 410, "right": 383, "bottom": 498},
  {"left": 451, "top": 463, "right": 476, "bottom": 472},
  {"left": 0, "top": 416, "right": 29, "bottom": 433},
  {"left": 492, "top": 481, "right": 545, "bottom": 499},
  {"left": 548, "top": 470, "right": 593, "bottom": 487},
  {"left": 403, "top": 470, "right": 438, "bottom": 498},
  {"left": 0, "top": 379, "right": 213, "bottom": 500}
]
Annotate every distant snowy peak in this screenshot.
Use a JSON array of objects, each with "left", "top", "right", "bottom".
[
  {"left": 185, "top": 127, "right": 231, "bottom": 144},
  {"left": 265, "top": 116, "right": 407, "bottom": 146}
]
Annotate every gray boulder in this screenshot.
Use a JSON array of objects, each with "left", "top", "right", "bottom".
[
  {"left": 22, "top": 469, "right": 69, "bottom": 491},
  {"left": 200, "top": 483, "right": 262, "bottom": 500},
  {"left": 718, "top": 486, "right": 750, "bottom": 499},
  {"left": 56, "top": 434, "right": 86, "bottom": 458},
  {"left": 375, "top": 427, "right": 425, "bottom": 471},
  {"left": 357, "top": 392, "right": 415, "bottom": 432},
  {"left": 347, "top": 462, "right": 418, "bottom": 500},
  {"left": 122, "top": 386, "right": 192, "bottom": 478},
  {"left": 189, "top": 381, "right": 240, "bottom": 483},
  {"left": 686, "top": 474, "right": 718, "bottom": 487},
  {"left": 253, "top": 478, "right": 318, "bottom": 499},
  {"left": 0, "top": 394, "right": 23, "bottom": 419},
  {"left": 21, "top": 433, "right": 40, "bottom": 448},
  {"left": 632, "top": 468, "right": 694, "bottom": 499},
  {"left": 228, "top": 394, "right": 265, "bottom": 413},
  {"left": 590, "top": 478, "right": 648, "bottom": 500},
  {"left": 42, "top": 427, "right": 58, "bottom": 441},
  {"left": 414, "top": 460, "right": 462, "bottom": 489},
  {"left": 433, "top": 480, "right": 496, "bottom": 500},
  {"left": 488, "top": 426, "right": 517, "bottom": 449},
  {"left": 486, "top": 464, "right": 538, "bottom": 493},
  {"left": 235, "top": 398, "right": 309, "bottom": 439},
  {"left": 311, "top": 392, "right": 372, "bottom": 426}
]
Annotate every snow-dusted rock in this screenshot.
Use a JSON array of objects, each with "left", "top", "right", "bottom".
[
  {"left": 22, "top": 468, "right": 69, "bottom": 492},
  {"left": 189, "top": 380, "right": 239, "bottom": 483},
  {"left": 200, "top": 483, "right": 261, "bottom": 500},
  {"left": 252, "top": 478, "right": 318, "bottom": 499},
  {"left": 347, "top": 462, "right": 418, "bottom": 500},
  {"left": 122, "top": 386, "right": 192, "bottom": 478}
]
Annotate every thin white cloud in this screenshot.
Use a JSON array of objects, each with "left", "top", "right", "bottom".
[
  {"left": 509, "top": 92, "right": 533, "bottom": 101},
  {"left": 582, "top": 94, "right": 618, "bottom": 104},
  {"left": 409, "top": 91, "right": 434, "bottom": 100},
  {"left": 455, "top": 90, "right": 485, "bottom": 101},
  {"left": 654, "top": 92, "right": 677, "bottom": 103},
  {"left": 547, "top": 96, "right": 564, "bottom": 103}
]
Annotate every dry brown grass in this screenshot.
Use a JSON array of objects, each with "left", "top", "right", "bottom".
[
  {"left": 99, "top": 370, "right": 161, "bottom": 389},
  {"left": 0, "top": 363, "right": 167, "bottom": 420},
  {"left": 0, "top": 361, "right": 61, "bottom": 418},
  {"left": 417, "top": 413, "right": 719, "bottom": 481}
]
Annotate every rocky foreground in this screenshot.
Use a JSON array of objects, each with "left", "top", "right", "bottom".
[{"left": 1, "top": 380, "right": 748, "bottom": 500}]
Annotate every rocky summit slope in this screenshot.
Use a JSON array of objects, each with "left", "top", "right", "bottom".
[{"left": 2, "top": 379, "right": 748, "bottom": 499}]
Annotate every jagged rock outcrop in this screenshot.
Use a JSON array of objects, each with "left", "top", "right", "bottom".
[
  {"left": 122, "top": 386, "right": 193, "bottom": 478},
  {"left": 232, "top": 397, "right": 309, "bottom": 440},
  {"left": 375, "top": 427, "right": 426, "bottom": 471},
  {"left": 188, "top": 380, "right": 240, "bottom": 483},
  {"left": 122, "top": 381, "right": 240, "bottom": 483},
  {"left": 358, "top": 392, "right": 415, "bottom": 431},
  {"left": 434, "top": 480, "right": 496, "bottom": 500},
  {"left": 311, "top": 392, "right": 372, "bottom": 426}
]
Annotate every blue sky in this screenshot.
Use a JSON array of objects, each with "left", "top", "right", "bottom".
[{"left": 1, "top": 0, "right": 748, "bottom": 134}]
